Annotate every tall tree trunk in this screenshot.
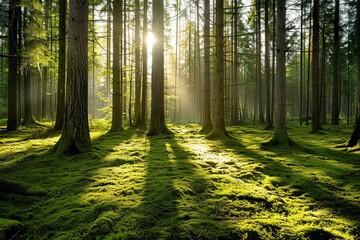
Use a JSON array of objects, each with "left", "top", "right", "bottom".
[
  {"left": 347, "top": 0, "right": 360, "bottom": 147},
  {"left": 106, "top": 0, "right": 111, "bottom": 107},
  {"left": 22, "top": 65, "right": 36, "bottom": 125},
  {"left": 54, "top": 0, "right": 66, "bottom": 130},
  {"left": 306, "top": 6, "right": 312, "bottom": 126},
  {"left": 257, "top": 0, "right": 264, "bottom": 125},
  {"left": 207, "top": 0, "right": 231, "bottom": 139},
  {"left": 320, "top": 10, "right": 327, "bottom": 124},
  {"left": 311, "top": 0, "right": 321, "bottom": 132},
  {"left": 110, "top": 0, "right": 123, "bottom": 132},
  {"left": 54, "top": 0, "right": 92, "bottom": 154},
  {"left": 271, "top": 0, "right": 275, "bottom": 125},
  {"left": 134, "top": 0, "right": 141, "bottom": 127},
  {"left": 173, "top": 0, "right": 179, "bottom": 124},
  {"left": 195, "top": 0, "right": 201, "bottom": 123},
  {"left": 92, "top": 1, "right": 96, "bottom": 118},
  {"left": 37, "top": 67, "right": 43, "bottom": 121},
  {"left": 300, "top": 0, "right": 304, "bottom": 126},
  {"left": 141, "top": 0, "right": 148, "bottom": 128},
  {"left": 147, "top": 0, "right": 172, "bottom": 136},
  {"left": 42, "top": 0, "right": 50, "bottom": 120},
  {"left": 267, "top": 0, "right": 291, "bottom": 146},
  {"left": 201, "top": 0, "right": 212, "bottom": 133},
  {"left": 232, "top": 0, "right": 239, "bottom": 125},
  {"left": 264, "top": 0, "right": 273, "bottom": 129},
  {"left": 7, "top": 0, "right": 19, "bottom": 131},
  {"left": 332, "top": 0, "right": 340, "bottom": 125}
]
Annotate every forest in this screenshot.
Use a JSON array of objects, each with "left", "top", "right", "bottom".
[{"left": 0, "top": 0, "right": 360, "bottom": 239}]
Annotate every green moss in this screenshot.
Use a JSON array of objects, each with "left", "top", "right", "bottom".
[
  {"left": 0, "top": 121, "right": 359, "bottom": 239},
  {"left": 0, "top": 218, "right": 23, "bottom": 239}
]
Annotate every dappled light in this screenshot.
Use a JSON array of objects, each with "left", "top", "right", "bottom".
[{"left": 1, "top": 121, "right": 359, "bottom": 238}]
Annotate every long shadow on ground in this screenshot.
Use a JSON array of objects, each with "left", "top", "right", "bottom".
[
  {"left": 129, "top": 135, "right": 245, "bottom": 239},
  {"left": 219, "top": 138, "right": 360, "bottom": 239}
]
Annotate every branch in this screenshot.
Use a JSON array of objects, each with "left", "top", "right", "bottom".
[{"left": 0, "top": 53, "right": 17, "bottom": 58}]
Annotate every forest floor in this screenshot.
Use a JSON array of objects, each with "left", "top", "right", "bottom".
[{"left": 0, "top": 119, "right": 359, "bottom": 240}]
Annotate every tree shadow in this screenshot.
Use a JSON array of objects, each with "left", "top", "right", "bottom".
[
  {"left": 219, "top": 139, "right": 360, "bottom": 232},
  {"left": 0, "top": 129, "right": 144, "bottom": 239},
  {"left": 133, "top": 135, "right": 245, "bottom": 239}
]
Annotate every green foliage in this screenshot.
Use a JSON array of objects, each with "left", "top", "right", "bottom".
[{"left": 0, "top": 121, "right": 359, "bottom": 239}]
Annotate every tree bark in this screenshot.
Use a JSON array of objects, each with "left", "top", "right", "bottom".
[
  {"left": 206, "top": 0, "right": 231, "bottom": 139},
  {"left": 299, "top": 0, "right": 304, "bottom": 126},
  {"left": 200, "top": 0, "right": 212, "bottom": 133},
  {"left": 147, "top": 0, "right": 172, "bottom": 136},
  {"left": 257, "top": 0, "right": 265, "bottom": 125},
  {"left": 311, "top": 0, "right": 321, "bottom": 132},
  {"left": 110, "top": 0, "right": 123, "bottom": 132},
  {"left": 22, "top": 65, "right": 36, "bottom": 125},
  {"left": 7, "top": 0, "right": 19, "bottom": 131},
  {"left": 140, "top": 0, "right": 148, "bottom": 128},
  {"left": 54, "top": 0, "right": 92, "bottom": 154},
  {"left": 264, "top": 0, "right": 273, "bottom": 129},
  {"left": 332, "top": 0, "right": 340, "bottom": 125},
  {"left": 54, "top": 0, "right": 66, "bottom": 130},
  {"left": 37, "top": 67, "right": 43, "bottom": 121},
  {"left": 347, "top": 0, "right": 360, "bottom": 147},
  {"left": 267, "top": 0, "right": 291, "bottom": 146},
  {"left": 134, "top": 0, "right": 142, "bottom": 127}
]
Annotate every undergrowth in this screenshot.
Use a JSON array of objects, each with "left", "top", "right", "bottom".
[{"left": 0, "top": 120, "right": 359, "bottom": 239}]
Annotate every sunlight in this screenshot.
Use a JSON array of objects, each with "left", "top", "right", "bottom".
[{"left": 146, "top": 32, "right": 156, "bottom": 50}]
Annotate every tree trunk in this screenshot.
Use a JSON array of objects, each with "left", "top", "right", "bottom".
[
  {"left": 7, "top": 0, "right": 19, "bottom": 131},
  {"left": 306, "top": 7, "right": 312, "bottom": 126},
  {"left": 106, "top": 0, "right": 111, "bottom": 107},
  {"left": 110, "top": 0, "right": 123, "bottom": 132},
  {"left": 332, "top": 0, "right": 340, "bottom": 125},
  {"left": 207, "top": 0, "right": 231, "bottom": 139},
  {"left": 134, "top": 0, "right": 142, "bottom": 127},
  {"left": 42, "top": 0, "right": 50, "bottom": 120},
  {"left": 267, "top": 0, "right": 291, "bottom": 146},
  {"left": 22, "top": 65, "right": 36, "bottom": 125},
  {"left": 300, "top": 0, "right": 304, "bottom": 126},
  {"left": 347, "top": 0, "right": 360, "bottom": 147},
  {"left": 54, "top": 0, "right": 92, "bottom": 154},
  {"left": 37, "top": 67, "right": 43, "bottom": 121},
  {"left": 271, "top": 0, "right": 275, "bottom": 125},
  {"left": 140, "top": 0, "right": 148, "bottom": 128},
  {"left": 201, "top": 0, "right": 212, "bottom": 133},
  {"left": 264, "top": 0, "right": 273, "bottom": 129},
  {"left": 232, "top": 0, "right": 239, "bottom": 125},
  {"left": 42, "top": 66, "right": 48, "bottom": 119},
  {"left": 311, "top": 0, "right": 321, "bottom": 132},
  {"left": 54, "top": 0, "right": 66, "bottom": 130},
  {"left": 257, "top": 0, "right": 264, "bottom": 125},
  {"left": 147, "top": 0, "right": 172, "bottom": 136}
]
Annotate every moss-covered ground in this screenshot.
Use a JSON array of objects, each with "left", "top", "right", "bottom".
[{"left": 0, "top": 119, "right": 359, "bottom": 239}]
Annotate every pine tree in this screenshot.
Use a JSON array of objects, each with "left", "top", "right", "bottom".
[
  {"left": 54, "top": 0, "right": 92, "bottom": 154},
  {"left": 147, "top": 0, "right": 172, "bottom": 136}
]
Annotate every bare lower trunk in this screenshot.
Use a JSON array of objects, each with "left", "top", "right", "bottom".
[
  {"left": 7, "top": 0, "right": 19, "bottom": 131},
  {"left": 347, "top": 0, "right": 360, "bottom": 147},
  {"left": 268, "top": 0, "right": 292, "bottom": 146},
  {"left": 207, "top": 0, "right": 231, "bottom": 139},
  {"left": 54, "top": 0, "right": 92, "bottom": 154},
  {"left": 147, "top": 0, "right": 172, "bottom": 136},
  {"left": 110, "top": 0, "right": 123, "bottom": 132},
  {"left": 200, "top": 0, "right": 212, "bottom": 133},
  {"left": 22, "top": 65, "right": 36, "bottom": 125},
  {"left": 54, "top": 0, "right": 66, "bottom": 130}
]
